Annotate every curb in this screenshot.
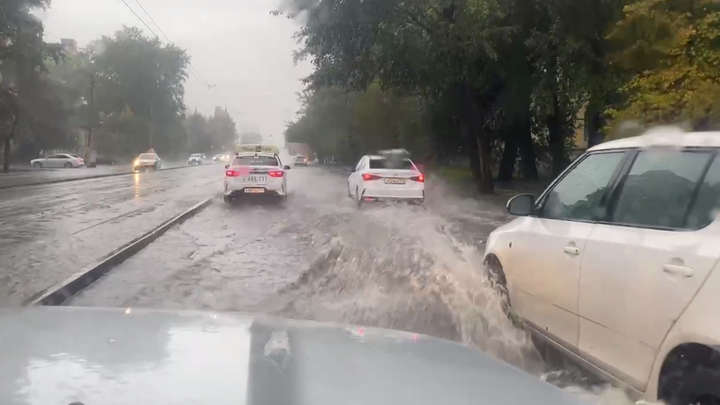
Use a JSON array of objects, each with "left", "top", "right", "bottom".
[
  {"left": 24, "top": 197, "right": 214, "bottom": 306},
  {"left": 0, "top": 164, "right": 199, "bottom": 190}
]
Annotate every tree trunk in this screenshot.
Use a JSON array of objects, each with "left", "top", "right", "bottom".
[
  {"left": 2, "top": 135, "right": 10, "bottom": 173},
  {"left": 497, "top": 132, "right": 517, "bottom": 182},
  {"left": 547, "top": 92, "right": 569, "bottom": 176},
  {"left": 465, "top": 90, "right": 494, "bottom": 194},
  {"left": 2, "top": 108, "right": 19, "bottom": 173}
]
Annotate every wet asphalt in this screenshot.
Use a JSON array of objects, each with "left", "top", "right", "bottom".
[
  {"left": 3, "top": 162, "right": 621, "bottom": 400},
  {"left": 0, "top": 162, "right": 221, "bottom": 306}
]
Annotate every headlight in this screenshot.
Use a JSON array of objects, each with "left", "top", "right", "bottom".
[{"left": 133, "top": 159, "right": 139, "bottom": 166}]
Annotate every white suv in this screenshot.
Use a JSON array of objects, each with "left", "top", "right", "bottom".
[{"left": 484, "top": 129, "right": 720, "bottom": 405}]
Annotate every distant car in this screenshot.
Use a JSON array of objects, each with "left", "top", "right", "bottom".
[
  {"left": 223, "top": 152, "right": 290, "bottom": 203},
  {"left": 347, "top": 154, "right": 424, "bottom": 206},
  {"left": 213, "top": 154, "right": 223, "bottom": 162},
  {"left": 31, "top": 153, "right": 85, "bottom": 169},
  {"left": 96, "top": 154, "right": 117, "bottom": 166},
  {"left": 294, "top": 155, "right": 309, "bottom": 166},
  {"left": 133, "top": 153, "right": 162, "bottom": 171},
  {"left": 188, "top": 154, "right": 204, "bottom": 166}
]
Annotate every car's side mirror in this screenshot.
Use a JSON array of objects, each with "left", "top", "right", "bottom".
[
  {"left": 283, "top": 165, "right": 291, "bottom": 170},
  {"left": 224, "top": 164, "right": 230, "bottom": 169},
  {"left": 507, "top": 194, "right": 535, "bottom": 216}
]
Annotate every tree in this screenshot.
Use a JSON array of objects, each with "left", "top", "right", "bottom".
[
  {"left": 606, "top": 0, "right": 720, "bottom": 132},
  {"left": 0, "top": 0, "right": 63, "bottom": 172},
  {"left": 240, "top": 131, "right": 262, "bottom": 144},
  {"left": 86, "top": 26, "right": 190, "bottom": 155}
]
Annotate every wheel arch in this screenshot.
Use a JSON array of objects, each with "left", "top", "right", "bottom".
[{"left": 658, "top": 342, "right": 720, "bottom": 401}]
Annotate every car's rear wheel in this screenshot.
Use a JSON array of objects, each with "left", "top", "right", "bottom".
[
  {"left": 64, "top": 162, "right": 73, "bottom": 168},
  {"left": 356, "top": 187, "right": 362, "bottom": 207},
  {"left": 667, "top": 366, "right": 720, "bottom": 405},
  {"left": 348, "top": 183, "right": 352, "bottom": 198},
  {"left": 33, "top": 162, "right": 42, "bottom": 169}
]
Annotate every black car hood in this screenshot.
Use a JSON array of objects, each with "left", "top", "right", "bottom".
[{"left": 0, "top": 307, "right": 583, "bottom": 405}]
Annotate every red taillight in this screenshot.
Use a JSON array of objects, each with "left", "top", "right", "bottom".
[
  {"left": 411, "top": 174, "right": 425, "bottom": 183},
  {"left": 362, "top": 173, "right": 381, "bottom": 181},
  {"left": 226, "top": 170, "right": 240, "bottom": 177},
  {"left": 268, "top": 171, "right": 284, "bottom": 178}
]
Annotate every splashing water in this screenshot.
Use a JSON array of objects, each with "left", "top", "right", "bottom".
[{"left": 274, "top": 182, "right": 649, "bottom": 405}]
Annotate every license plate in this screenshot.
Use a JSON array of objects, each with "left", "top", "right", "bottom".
[
  {"left": 244, "top": 188, "right": 265, "bottom": 194},
  {"left": 242, "top": 176, "right": 267, "bottom": 182},
  {"left": 384, "top": 178, "right": 406, "bottom": 184}
]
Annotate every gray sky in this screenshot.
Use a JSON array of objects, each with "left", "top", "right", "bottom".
[{"left": 36, "top": 0, "right": 313, "bottom": 145}]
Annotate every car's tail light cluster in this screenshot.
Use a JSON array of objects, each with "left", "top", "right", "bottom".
[
  {"left": 268, "top": 171, "right": 284, "bottom": 178},
  {"left": 362, "top": 173, "right": 382, "bottom": 181},
  {"left": 226, "top": 170, "right": 240, "bottom": 177},
  {"left": 410, "top": 174, "right": 425, "bottom": 183}
]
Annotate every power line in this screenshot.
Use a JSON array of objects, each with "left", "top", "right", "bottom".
[
  {"left": 133, "top": 0, "right": 172, "bottom": 43},
  {"left": 118, "top": 0, "right": 160, "bottom": 39},
  {"left": 130, "top": 0, "right": 215, "bottom": 90}
]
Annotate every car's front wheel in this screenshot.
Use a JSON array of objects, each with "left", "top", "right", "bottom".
[
  {"left": 223, "top": 195, "right": 233, "bottom": 204},
  {"left": 33, "top": 162, "right": 42, "bottom": 169},
  {"left": 483, "top": 255, "right": 511, "bottom": 316}
]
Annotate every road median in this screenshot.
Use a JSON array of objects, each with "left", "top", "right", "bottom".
[{"left": 24, "top": 197, "right": 214, "bottom": 306}]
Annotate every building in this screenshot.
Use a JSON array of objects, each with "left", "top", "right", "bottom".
[{"left": 60, "top": 38, "right": 77, "bottom": 54}]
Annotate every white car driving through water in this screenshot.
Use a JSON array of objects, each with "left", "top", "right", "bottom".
[
  {"left": 348, "top": 151, "right": 425, "bottom": 206},
  {"left": 30, "top": 153, "right": 85, "bottom": 168},
  {"left": 483, "top": 128, "right": 720, "bottom": 405},
  {"left": 223, "top": 146, "right": 290, "bottom": 203}
]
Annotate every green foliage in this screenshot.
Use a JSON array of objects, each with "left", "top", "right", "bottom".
[
  {"left": 607, "top": 0, "right": 720, "bottom": 132},
  {"left": 284, "top": 83, "right": 432, "bottom": 165}
]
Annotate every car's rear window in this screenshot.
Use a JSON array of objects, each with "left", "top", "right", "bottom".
[
  {"left": 232, "top": 156, "right": 279, "bottom": 166},
  {"left": 139, "top": 154, "right": 156, "bottom": 159},
  {"left": 369, "top": 158, "right": 414, "bottom": 170}
]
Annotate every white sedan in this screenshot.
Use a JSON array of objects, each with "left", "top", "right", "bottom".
[
  {"left": 347, "top": 155, "right": 424, "bottom": 206},
  {"left": 31, "top": 153, "right": 85, "bottom": 168},
  {"left": 484, "top": 128, "right": 720, "bottom": 405},
  {"left": 223, "top": 153, "right": 290, "bottom": 203}
]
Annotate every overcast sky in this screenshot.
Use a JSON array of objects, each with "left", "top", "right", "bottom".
[{"left": 36, "top": 0, "right": 313, "bottom": 145}]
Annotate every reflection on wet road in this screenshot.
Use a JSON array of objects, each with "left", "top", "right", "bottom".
[
  {"left": 10, "top": 163, "right": 630, "bottom": 402},
  {"left": 72, "top": 166, "right": 535, "bottom": 368},
  {"left": 0, "top": 164, "right": 222, "bottom": 306}
]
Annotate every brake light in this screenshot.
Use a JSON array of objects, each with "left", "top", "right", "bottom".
[
  {"left": 226, "top": 170, "right": 240, "bottom": 177},
  {"left": 362, "top": 173, "right": 381, "bottom": 181},
  {"left": 268, "top": 171, "right": 284, "bottom": 178},
  {"left": 411, "top": 174, "right": 425, "bottom": 182}
]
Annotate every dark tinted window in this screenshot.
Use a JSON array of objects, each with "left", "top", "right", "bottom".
[
  {"left": 232, "top": 156, "right": 279, "bottom": 166},
  {"left": 684, "top": 155, "right": 720, "bottom": 229},
  {"left": 541, "top": 152, "right": 625, "bottom": 221},
  {"left": 612, "top": 150, "right": 712, "bottom": 228},
  {"left": 368, "top": 158, "right": 414, "bottom": 170}
]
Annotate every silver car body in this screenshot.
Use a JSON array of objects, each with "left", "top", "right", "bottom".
[
  {"left": 0, "top": 307, "right": 584, "bottom": 405},
  {"left": 30, "top": 153, "right": 84, "bottom": 168}
]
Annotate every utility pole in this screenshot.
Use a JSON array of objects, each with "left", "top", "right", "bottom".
[
  {"left": 149, "top": 99, "right": 154, "bottom": 148},
  {"left": 85, "top": 74, "right": 97, "bottom": 167}
]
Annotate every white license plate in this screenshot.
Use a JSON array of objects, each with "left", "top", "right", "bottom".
[
  {"left": 384, "top": 178, "right": 406, "bottom": 184},
  {"left": 244, "top": 188, "right": 265, "bottom": 194},
  {"left": 242, "top": 176, "right": 267, "bottom": 182}
]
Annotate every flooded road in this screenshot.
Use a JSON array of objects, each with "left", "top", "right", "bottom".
[
  {"left": 0, "top": 164, "right": 220, "bottom": 306},
  {"left": 8, "top": 163, "right": 635, "bottom": 403}
]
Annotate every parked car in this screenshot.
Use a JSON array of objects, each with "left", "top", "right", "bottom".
[
  {"left": 483, "top": 128, "right": 720, "bottom": 405},
  {"left": 31, "top": 153, "right": 85, "bottom": 168}
]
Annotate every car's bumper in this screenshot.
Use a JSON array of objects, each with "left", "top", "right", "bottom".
[
  {"left": 361, "top": 187, "right": 424, "bottom": 200},
  {"left": 224, "top": 181, "right": 285, "bottom": 197}
]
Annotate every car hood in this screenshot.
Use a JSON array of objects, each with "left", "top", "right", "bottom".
[{"left": 0, "top": 307, "right": 582, "bottom": 405}]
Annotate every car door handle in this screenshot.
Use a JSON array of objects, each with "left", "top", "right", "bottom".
[
  {"left": 563, "top": 246, "right": 580, "bottom": 255},
  {"left": 663, "top": 264, "right": 694, "bottom": 277}
]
